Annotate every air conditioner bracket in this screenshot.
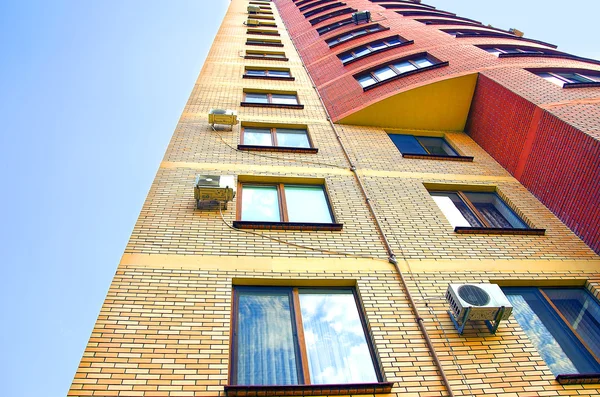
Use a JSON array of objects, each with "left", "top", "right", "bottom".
[{"left": 448, "top": 306, "right": 506, "bottom": 335}]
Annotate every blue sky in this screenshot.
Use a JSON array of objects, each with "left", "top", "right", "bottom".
[{"left": 0, "top": 1, "right": 597, "bottom": 396}]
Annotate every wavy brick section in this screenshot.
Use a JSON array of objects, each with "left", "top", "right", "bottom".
[{"left": 467, "top": 75, "right": 600, "bottom": 253}]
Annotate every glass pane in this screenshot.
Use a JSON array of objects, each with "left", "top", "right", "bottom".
[
  {"left": 413, "top": 57, "right": 434, "bottom": 68},
  {"left": 241, "top": 185, "right": 281, "bottom": 222},
  {"left": 388, "top": 134, "right": 427, "bottom": 155},
  {"left": 236, "top": 289, "right": 299, "bottom": 385},
  {"left": 339, "top": 53, "right": 354, "bottom": 63},
  {"left": 268, "top": 70, "right": 291, "bottom": 77},
  {"left": 245, "top": 93, "right": 269, "bottom": 103},
  {"left": 271, "top": 94, "right": 298, "bottom": 104},
  {"left": 386, "top": 37, "right": 402, "bottom": 45},
  {"left": 352, "top": 29, "right": 367, "bottom": 37},
  {"left": 504, "top": 288, "right": 600, "bottom": 375},
  {"left": 354, "top": 47, "right": 371, "bottom": 58},
  {"left": 368, "top": 41, "right": 387, "bottom": 51},
  {"left": 246, "top": 69, "right": 267, "bottom": 76},
  {"left": 276, "top": 129, "right": 310, "bottom": 148},
  {"left": 299, "top": 290, "right": 378, "bottom": 384},
  {"left": 373, "top": 66, "right": 396, "bottom": 81},
  {"left": 357, "top": 74, "right": 376, "bottom": 88},
  {"left": 463, "top": 192, "right": 527, "bottom": 229},
  {"left": 416, "top": 136, "right": 458, "bottom": 156},
  {"left": 367, "top": 26, "right": 380, "bottom": 32},
  {"left": 284, "top": 185, "right": 333, "bottom": 223},
  {"left": 582, "top": 73, "right": 600, "bottom": 82},
  {"left": 392, "top": 61, "right": 417, "bottom": 74},
  {"left": 243, "top": 128, "right": 272, "bottom": 146},
  {"left": 502, "top": 48, "right": 521, "bottom": 54},
  {"left": 485, "top": 48, "right": 502, "bottom": 56},
  {"left": 556, "top": 72, "right": 593, "bottom": 84},
  {"left": 543, "top": 289, "right": 600, "bottom": 360},
  {"left": 539, "top": 72, "right": 566, "bottom": 86},
  {"left": 338, "top": 33, "right": 353, "bottom": 42},
  {"left": 430, "top": 192, "right": 482, "bottom": 228},
  {"left": 265, "top": 53, "right": 284, "bottom": 58}
]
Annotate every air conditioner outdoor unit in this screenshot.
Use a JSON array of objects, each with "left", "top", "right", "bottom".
[
  {"left": 208, "top": 109, "right": 237, "bottom": 130},
  {"left": 194, "top": 175, "right": 236, "bottom": 210},
  {"left": 247, "top": 19, "right": 260, "bottom": 26},
  {"left": 446, "top": 283, "right": 512, "bottom": 334},
  {"left": 351, "top": 10, "right": 371, "bottom": 24},
  {"left": 509, "top": 28, "right": 524, "bottom": 37},
  {"left": 248, "top": 5, "right": 261, "bottom": 14}
]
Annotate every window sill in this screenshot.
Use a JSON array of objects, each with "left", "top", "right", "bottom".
[
  {"left": 224, "top": 382, "right": 393, "bottom": 396},
  {"left": 563, "top": 81, "right": 600, "bottom": 89},
  {"left": 341, "top": 39, "right": 414, "bottom": 65},
  {"left": 242, "top": 75, "right": 295, "bottom": 81},
  {"left": 240, "top": 102, "right": 304, "bottom": 109},
  {"left": 244, "top": 56, "right": 289, "bottom": 61},
  {"left": 238, "top": 144, "right": 318, "bottom": 153},
  {"left": 454, "top": 227, "right": 546, "bottom": 235},
  {"left": 246, "top": 42, "right": 284, "bottom": 47},
  {"left": 362, "top": 61, "right": 450, "bottom": 91},
  {"left": 233, "top": 221, "right": 343, "bottom": 231},
  {"left": 402, "top": 153, "right": 473, "bottom": 162},
  {"left": 556, "top": 373, "right": 600, "bottom": 385}
]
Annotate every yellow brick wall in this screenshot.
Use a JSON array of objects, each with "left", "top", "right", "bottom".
[{"left": 68, "top": 0, "right": 600, "bottom": 396}]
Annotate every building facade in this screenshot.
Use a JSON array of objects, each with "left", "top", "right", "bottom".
[{"left": 69, "top": 1, "right": 600, "bottom": 396}]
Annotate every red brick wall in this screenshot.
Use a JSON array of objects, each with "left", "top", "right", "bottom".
[{"left": 467, "top": 75, "right": 600, "bottom": 253}]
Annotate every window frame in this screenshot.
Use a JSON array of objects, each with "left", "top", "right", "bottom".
[
  {"left": 428, "top": 189, "right": 545, "bottom": 235},
  {"left": 532, "top": 69, "right": 600, "bottom": 88},
  {"left": 354, "top": 52, "right": 448, "bottom": 91},
  {"left": 298, "top": 0, "right": 336, "bottom": 12},
  {"left": 238, "top": 126, "right": 317, "bottom": 153},
  {"left": 479, "top": 45, "right": 600, "bottom": 66},
  {"left": 247, "top": 28, "right": 280, "bottom": 36},
  {"left": 309, "top": 7, "right": 356, "bottom": 25},
  {"left": 245, "top": 38, "right": 284, "bottom": 47},
  {"left": 338, "top": 35, "right": 413, "bottom": 65},
  {"left": 388, "top": 133, "right": 473, "bottom": 161},
  {"left": 502, "top": 286, "right": 600, "bottom": 384},
  {"left": 326, "top": 23, "right": 389, "bottom": 48},
  {"left": 244, "top": 50, "right": 288, "bottom": 61},
  {"left": 233, "top": 183, "right": 342, "bottom": 230},
  {"left": 241, "top": 91, "right": 304, "bottom": 109},
  {"left": 243, "top": 67, "right": 295, "bottom": 81},
  {"left": 316, "top": 18, "right": 353, "bottom": 35},
  {"left": 303, "top": 2, "right": 345, "bottom": 18},
  {"left": 227, "top": 286, "right": 391, "bottom": 395}
]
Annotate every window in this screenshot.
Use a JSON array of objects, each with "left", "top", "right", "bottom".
[
  {"left": 503, "top": 287, "right": 600, "bottom": 383},
  {"left": 316, "top": 18, "right": 353, "bottom": 35},
  {"left": 396, "top": 10, "right": 478, "bottom": 22},
  {"left": 247, "top": 28, "right": 280, "bottom": 36},
  {"left": 299, "top": 0, "right": 336, "bottom": 12},
  {"left": 250, "top": 14, "right": 275, "bottom": 20},
  {"left": 443, "top": 28, "right": 516, "bottom": 39},
  {"left": 355, "top": 53, "right": 446, "bottom": 90},
  {"left": 241, "top": 91, "right": 303, "bottom": 109},
  {"left": 243, "top": 68, "right": 294, "bottom": 80},
  {"left": 303, "top": 2, "right": 345, "bottom": 18},
  {"left": 239, "top": 126, "right": 316, "bottom": 153},
  {"left": 234, "top": 183, "right": 342, "bottom": 230},
  {"left": 535, "top": 70, "right": 600, "bottom": 88},
  {"left": 339, "top": 35, "right": 411, "bottom": 64},
  {"left": 326, "top": 24, "right": 388, "bottom": 47},
  {"left": 309, "top": 7, "right": 355, "bottom": 25},
  {"left": 388, "top": 134, "right": 473, "bottom": 161},
  {"left": 246, "top": 38, "right": 283, "bottom": 47},
  {"left": 229, "top": 287, "right": 386, "bottom": 391},
  {"left": 429, "top": 190, "right": 544, "bottom": 234},
  {"left": 244, "top": 50, "right": 288, "bottom": 61}
]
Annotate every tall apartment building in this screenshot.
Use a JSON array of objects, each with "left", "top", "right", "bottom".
[{"left": 69, "top": 1, "right": 600, "bottom": 396}]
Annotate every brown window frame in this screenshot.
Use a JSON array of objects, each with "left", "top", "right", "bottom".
[
  {"left": 250, "top": 14, "right": 275, "bottom": 20},
  {"left": 244, "top": 50, "right": 288, "bottom": 61},
  {"left": 243, "top": 68, "right": 295, "bottom": 81},
  {"left": 428, "top": 189, "right": 545, "bottom": 235},
  {"left": 233, "top": 183, "right": 342, "bottom": 230},
  {"left": 241, "top": 92, "right": 304, "bottom": 109},
  {"left": 246, "top": 28, "right": 280, "bottom": 36},
  {"left": 239, "top": 126, "right": 317, "bottom": 153},
  {"left": 245, "top": 38, "right": 284, "bottom": 47},
  {"left": 226, "top": 286, "right": 392, "bottom": 396}
]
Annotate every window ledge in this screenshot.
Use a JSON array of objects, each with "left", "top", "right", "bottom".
[
  {"left": 402, "top": 153, "right": 474, "bottom": 162},
  {"left": 244, "top": 56, "right": 289, "bottom": 61},
  {"left": 240, "top": 102, "right": 304, "bottom": 109},
  {"left": 238, "top": 144, "right": 318, "bottom": 153},
  {"left": 556, "top": 373, "right": 600, "bottom": 385},
  {"left": 233, "top": 221, "right": 343, "bottom": 231},
  {"left": 454, "top": 227, "right": 546, "bottom": 235},
  {"left": 242, "top": 75, "right": 295, "bottom": 81},
  {"left": 362, "top": 61, "right": 450, "bottom": 91},
  {"left": 246, "top": 42, "right": 284, "bottom": 47},
  {"left": 563, "top": 81, "right": 600, "bottom": 89},
  {"left": 224, "top": 382, "right": 393, "bottom": 396}
]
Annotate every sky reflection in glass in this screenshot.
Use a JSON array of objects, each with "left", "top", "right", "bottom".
[
  {"left": 284, "top": 186, "right": 333, "bottom": 223},
  {"left": 299, "top": 291, "right": 377, "bottom": 384},
  {"left": 241, "top": 185, "right": 280, "bottom": 222}
]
